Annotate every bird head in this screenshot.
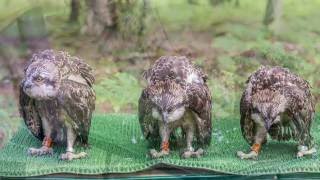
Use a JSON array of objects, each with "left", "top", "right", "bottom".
[
  {"left": 251, "top": 104, "right": 282, "bottom": 130},
  {"left": 22, "top": 50, "right": 61, "bottom": 100},
  {"left": 147, "top": 80, "right": 187, "bottom": 123},
  {"left": 251, "top": 89, "right": 287, "bottom": 130}
]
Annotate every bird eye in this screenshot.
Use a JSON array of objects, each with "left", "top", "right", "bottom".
[{"left": 35, "top": 76, "right": 44, "bottom": 82}]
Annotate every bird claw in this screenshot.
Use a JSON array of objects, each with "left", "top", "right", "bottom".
[
  {"left": 237, "top": 150, "right": 258, "bottom": 160},
  {"left": 60, "top": 151, "right": 87, "bottom": 161},
  {"left": 297, "top": 146, "right": 316, "bottom": 158},
  {"left": 181, "top": 148, "right": 204, "bottom": 158},
  {"left": 149, "top": 149, "right": 169, "bottom": 158},
  {"left": 27, "top": 146, "right": 53, "bottom": 156}
]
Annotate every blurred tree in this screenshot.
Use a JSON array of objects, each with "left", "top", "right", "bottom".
[
  {"left": 188, "top": 0, "right": 199, "bottom": 5},
  {"left": 0, "top": 5, "right": 49, "bottom": 100},
  {"left": 83, "top": 0, "right": 149, "bottom": 53},
  {"left": 209, "top": 0, "right": 229, "bottom": 6},
  {"left": 137, "top": 0, "right": 148, "bottom": 49},
  {"left": 263, "top": 0, "right": 282, "bottom": 34},
  {"left": 209, "top": 0, "right": 240, "bottom": 7},
  {"left": 69, "top": 0, "right": 81, "bottom": 23},
  {"left": 82, "top": 0, "right": 118, "bottom": 37}
]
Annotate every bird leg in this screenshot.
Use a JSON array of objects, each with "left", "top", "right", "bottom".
[
  {"left": 237, "top": 124, "right": 266, "bottom": 159},
  {"left": 150, "top": 124, "right": 170, "bottom": 158},
  {"left": 28, "top": 136, "right": 53, "bottom": 156},
  {"left": 237, "top": 143, "right": 260, "bottom": 159},
  {"left": 296, "top": 122, "right": 316, "bottom": 158},
  {"left": 297, "top": 145, "right": 316, "bottom": 158},
  {"left": 60, "top": 151, "right": 87, "bottom": 161},
  {"left": 150, "top": 141, "right": 170, "bottom": 158},
  {"left": 182, "top": 148, "right": 204, "bottom": 159},
  {"left": 181, "top": 125, "right": 204, "bottom": 158},
  {"left": 60, "top": 126, "right": 87, "bottom": 161}
]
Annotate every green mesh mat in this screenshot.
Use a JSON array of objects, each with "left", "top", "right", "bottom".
[{"left": 0, "top": 114, "right": 320, "bottom": 177}]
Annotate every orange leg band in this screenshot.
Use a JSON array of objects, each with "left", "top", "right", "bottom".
[
  {"left": 161, "top": 141, "right": 169, "bottom": 152},
  {"left": 42, "top": 136, "right": 53, "bottom": 148},
  {"left": 251, "top": 143, "right": 261, "bottom": 154}
]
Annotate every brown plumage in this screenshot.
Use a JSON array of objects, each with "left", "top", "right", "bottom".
[
  {"left": 19, "top": 50, "right": 96, "bottom": 161},
  {"left": 139, "top": 56, "right": 212, "bottom": 158},
  {"left": 237, "top": 66, "right": 316, "bottom": 159}
]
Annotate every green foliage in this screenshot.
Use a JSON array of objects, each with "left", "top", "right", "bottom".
[
  {"left": 117, "top": 0, "right": 147, "bottom": 40},
  {"left": 209, "top": 77, "right": 240, "bottom": 119},
  {"left": 0, "top": 0, "right": 68, "bottom": 32},
  {"left": 0, "top": 95, "right": 20, "bottom": 147},
  {"left": 2, "top": 0, "right": 320, "bottom": 119},
  {"left": 95, "top": 72, "right": 142, "bottom": 113}
]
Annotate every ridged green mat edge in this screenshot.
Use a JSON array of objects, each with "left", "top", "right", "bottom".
[{"left": 0, "top": 114, "right": 319, "bottom": 177}]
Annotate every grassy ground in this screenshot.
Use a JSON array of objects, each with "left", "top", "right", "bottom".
[
  {"left": 1, "top": 114, "right": 320, "bottom": 177},
  {"left": 0, "top": 0, "right": 320, "bottom": 147}
]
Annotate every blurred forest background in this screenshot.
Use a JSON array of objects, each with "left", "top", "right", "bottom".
[{"left": 0, "top": 0, "right": 319, "bottom": 148}]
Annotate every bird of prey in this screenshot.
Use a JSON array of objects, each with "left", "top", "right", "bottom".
[
  {"left": 237, "top": 66, "right": 316, "bottom": 159},
  {"left": 139, "top": 56, "right": 212, "bottom": 158},
  {"left": 19, "top": 50, "right": 96, "bottom": 161}
]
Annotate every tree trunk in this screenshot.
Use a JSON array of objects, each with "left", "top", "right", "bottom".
[
  {"left": 0, "top": 7, "right": 49, "bottom": 100},
  {"left": 137, "top": 0, "right": 148, "bottom": 49},
  {"left": 188, "top": 0, "right": 199, "bottom": 5},
  {"left": 263, "top": 0, "right": 282, "bottom": 34},
  {"left": 69, "top": 0, "right": 81, "bottom": 23},
  {"left": 83, "top": 0, "right": 118, "bottom": 37},
  {"left": 235, "top": 0, "right": 240, "bottom": 7}
]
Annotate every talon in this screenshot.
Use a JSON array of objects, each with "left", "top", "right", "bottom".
[
  {"left": 149, "top": 149, "right": 169, "bottom": 159},
  {"left": 297, "top": 151, "right": 304, "bottom": 158},
  {"left": 237, "top": 150, "right": 258, "bottom": 159},
  {"left": 27, "top": 146, "right": 53, "bottom": 156},
  {"left": 297, "top": 146, "right": 317, "bottom": 158},
  {"left": 60, "top": 151, "right": 87, "bottom": 161},
  {"left": 237, "top": 143, "right": 260, "bottom": 159},
  {"left": 181, "top": 150, "right": 192, "bottom": 159},
  {"left": 149, "top": 149, "right": 157, "bottom": 156},
  {"left": 181, "top": 148, "right": 204, "bottom": 159}
]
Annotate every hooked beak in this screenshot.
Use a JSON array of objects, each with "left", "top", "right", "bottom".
[
  {"left": 265, "top": 119, "right": 272, "bottom": 130},
  {"left": 162, "top": 112, "right": 168, "bottom": 123},
  {"left": 23, "top": 81, "right": 32, "bottom": 93}
]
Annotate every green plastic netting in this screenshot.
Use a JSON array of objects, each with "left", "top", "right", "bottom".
[{"left": 0, "top": 114, "right": 319, "bottom": 177}]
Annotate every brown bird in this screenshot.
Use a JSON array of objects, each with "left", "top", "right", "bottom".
[
  {"left": 139, "top": 56, "right": 212, "bottom": 158},
  {"left": 19, "top": 50, "right": 96, "bottom": 160},
  {"left": 237, "top": 66, "right": 316, "bottom": 159}
]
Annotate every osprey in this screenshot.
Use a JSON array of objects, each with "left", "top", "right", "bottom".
[
  {"left": 20, "top": 50, "right": 96, "bottom": 161},
  {"left": 139, "top": 56, "right": 212, "bottom": 158},
  {"left": 237, "top": 66, "right": 316, "bottom": 159}
]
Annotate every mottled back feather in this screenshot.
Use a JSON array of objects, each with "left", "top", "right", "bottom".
[{"left": 240, "top": 66, "right": 315, "bottom": 145}]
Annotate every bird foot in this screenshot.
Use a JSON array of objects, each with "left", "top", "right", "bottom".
[
  {"left": 297, "top": 146, "right": 316, "bottom": 158},
  {"left": 149, "top": 149, "right": 169, "bottom": 158},
  {"left": 60, "top": 151, "right": 87, "bottom": 161},
  {"left": 181, "top": 148, "right": 204, "bottom": 158},
  {"left": 27, "top": 146, "right": 53, "bottom": 156},
  {"left": 237, "top": 150, "right": 258, "bottom": 159}
]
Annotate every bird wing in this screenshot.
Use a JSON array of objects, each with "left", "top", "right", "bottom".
[
  {"left": 58, "top": 80, "right": 95, "bottom": 145},
  {"left": 240, "top": 89, "right": 256, "bottom": 145},
  {"left": 138, "top": 89, "right": 159, "bottom": 142},
  {"left": 72, "top": 58, "right": 95, "bottom": 87},
  {"left": 143, "top": 56, "right": 205, "bottom": 85},
  {"left": 187, "top": 83, "right": 212, "bottom": 146},
  {"left": 19, "top": 82, "right": 44, "bottom": 140}
]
